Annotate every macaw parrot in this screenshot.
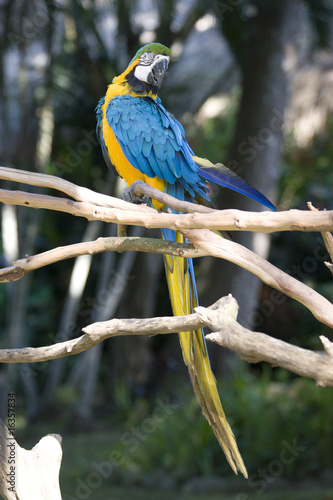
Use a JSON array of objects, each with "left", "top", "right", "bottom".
[{"left": 96, "top": 42, "right": 275, "bottom": 478}]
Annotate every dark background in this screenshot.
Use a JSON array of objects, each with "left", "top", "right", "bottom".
[{"left": 0, "top": 1, "right": 333, "bottom": 498}]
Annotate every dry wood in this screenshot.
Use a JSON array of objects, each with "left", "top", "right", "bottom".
[
  {"left": 0, "top": 229, "right": 331, "bottom": 337},
  {"left": 1, "top": 167, "right": 333, "bottom": 234},
  {"left": 0, "top": 301, "right": 215, "bottom": 364},
  {"left": 2, "top": 187, "right": 333, "bottom": 232},
  {"left": 308, "top": 201, "right": 333, "bottom": 273},
  {"left": 0, "top": 165, "right": 149, "bottom": 212},
  {"left": 206, "top": 327, "right": 333, "bottom": 388},
  {"left": 0, "top": 237, "right": 201, "bottom": 283},
  {"left": 181, "top": 228, "right": 333, "bottom": 329},
  {"left": 1, "top": 166, "right": 333, "bottom": 389},
  {"left": 0, "top": 296, "right": 332, "bottom": 387},
  {"left": 0, "top": 419, "right": 62, "bottom": 500}
]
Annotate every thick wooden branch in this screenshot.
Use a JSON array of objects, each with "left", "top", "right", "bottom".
[
  {"left": 201, "top": 302, "right": 333, "bottom": 387},
  {"left": 0, "top": 236, "right": 202, "bottom": 283},
  {"left": 0, "top": 299, "right": 217, "bottom": 364},
  {"left": 207, "top": 329, "right": 333, "bottom": 387},
  {"left": 1, "top": 166, "right": 333, "bottom": 387},
  {"left": 0, "top": 419, "right": 62, "bottom": 499},
  {"left": 182, "top": 228, "right": 333, "bottom": 329},
  {"left": 0, "top": 191, "right": 332, "bottom": 331},
  {"left": 1, "top": 229, "right": 332, "bottom": 335},
  {"left": 2, "top": 187, "right": 333, "bottom": 232},
  {"left": 132, "top": 180, "right": 212, "bottom": 214},
  {"left": 0, "top": 296, "right": 332, "bottom": 386},
  {"left": 0, "top": 165, "right": 149, "bottom": 212},
  {"left": 1, "top": 167, "right": 333, "bottom": 233}
]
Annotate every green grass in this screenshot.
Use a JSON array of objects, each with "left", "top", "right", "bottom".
[
  {"left": 56, "top": 426, "right": 333, "bottom": 500},
  {"left": 60, "top": 485, "right": 333, "bottom": 500},
  {"left": 12, "top": 369, "right": 333, "bottom": 500}
]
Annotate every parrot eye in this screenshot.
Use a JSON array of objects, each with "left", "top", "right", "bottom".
[{"left": 139, "top": 52, "right": 155, "bottom": 65}]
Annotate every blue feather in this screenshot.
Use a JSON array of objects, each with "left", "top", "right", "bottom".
[
  {"left": 127, "top": 126, "right": 137, "bottom": 142},
  {"left": 153, "top": 142, "right": 166, "bottom": 161},
  {"left": 102, "top": 94, "right": 275, "bottom": 212},
  {"left": 148, "top": 150, "right": 167, "bottom": 181},
  {"left": 199, "top": 165, "right": 276, "bottom": 211},
  {"left": 105, "top": 95, "right": 200, "bottom": 193},
  {"left": 142, "top": 139, "right": 152, "bottom": 158}
]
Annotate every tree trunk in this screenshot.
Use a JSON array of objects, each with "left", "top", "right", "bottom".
[
  {"left": 201, "top": 0, "right": 300, "bottom": 339},
  {"left": 0, "top": 419, "right": 62, "bottom": 500}
]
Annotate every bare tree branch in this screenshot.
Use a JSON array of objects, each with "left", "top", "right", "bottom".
[
  {"left": 0, "top": 165, "right": 148, "bottom": 212},
  {"left": 0, "top": 170, "right": 332, "bottom": 331},
  {"left": 1, "top": 228, "right": 332, "bottom": 337},
  {"left": 1, "top": 167, "right": 333, "bottom": 234},
  {"left": 206, "top": 326, "right": 333, "bottom": 388},
  {"left": 308, "top": 201, "right": 333, "bottom": 274},
  {"left": 0, "top": 301, "right": 212, "bottom": 364},
  {"left": 0, "top": 236, "right": 201, "bottom": 283},
  {"left": 132, "top": 179, "right": 213, "bottom": 214},
  {"left": 181, "top": 228, "right": 333, "bottom": 329},
  {"left": 0, "top": 296, "right": 332, "bottom": 386},
  {"left": 1, "top": 166, "right": 333, "bottom": 389}
]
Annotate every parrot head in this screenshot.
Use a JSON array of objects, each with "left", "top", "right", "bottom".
[{"left": 125, "top": 43, "right": 171, "bottom": 95}]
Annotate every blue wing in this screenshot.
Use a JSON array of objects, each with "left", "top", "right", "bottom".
[
  {"left": 105, "top": 95, "right": 208, "bottom": 200},
  {"left": 197, "top": 161, "right": 276, "bottom": 211},
  {"left": 104, "top": 95, "right": 275, "bottom": 210}
]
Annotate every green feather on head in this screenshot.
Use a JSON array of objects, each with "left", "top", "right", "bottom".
[{"left": 130, "top": 43, "right": 171, "bottom": 64}]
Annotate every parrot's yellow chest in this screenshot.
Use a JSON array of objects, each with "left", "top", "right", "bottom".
[{"left": 101, "top": 72, "right": 165, "bottom": 208}]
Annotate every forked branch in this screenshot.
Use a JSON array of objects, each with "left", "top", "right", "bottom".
[
  {"left": 0, "top": 166, "right": 332, "bottom": 388},
  {"left": 1, "top": 166, "right": 333, "bottom": 233},
  {"left": 0, "top": 296, "right": 332, "bottom": 386}
]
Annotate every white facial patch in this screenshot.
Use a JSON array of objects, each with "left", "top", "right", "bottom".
[
  {"left": 134, "top": 54, "right": 170, "bottom": 84},
  {"left": 134, "top": 64, "right": 151, "bottom": 84}
]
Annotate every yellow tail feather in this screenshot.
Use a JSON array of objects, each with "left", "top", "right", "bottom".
[{"left": 164, "top": 232, "right": 247, "bottom": 478}]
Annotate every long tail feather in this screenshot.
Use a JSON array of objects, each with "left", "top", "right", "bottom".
[
  {"left": 194, "top": 155, "right": 276, "bottom": 211},
  {"left": 162, "top": 228, "right": 248, "bottom": 478}
]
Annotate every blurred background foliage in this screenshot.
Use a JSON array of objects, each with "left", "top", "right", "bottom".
[{"left": 0, "top": 0, "right": 333, "bottom": 497}]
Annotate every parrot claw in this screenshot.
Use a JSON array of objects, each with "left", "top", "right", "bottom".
[{"left": 123, "top": 180, "right": 150, "bottom": 205}]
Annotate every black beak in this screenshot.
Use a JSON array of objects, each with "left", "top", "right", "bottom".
[{"left": 147, "top": 58, "right": 169, "bottom": 88}]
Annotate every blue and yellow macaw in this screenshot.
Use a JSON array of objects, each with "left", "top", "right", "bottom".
[{"left": 96, "top": 43, "right": 275, "bottom": 478}]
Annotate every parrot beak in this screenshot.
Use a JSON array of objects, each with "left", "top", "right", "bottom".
[
  {"left": 134, "top": 54, "right": 170, "bottom": 89},
  {"left": 147, "top": 56, "right": 169, "bottom": 88}
]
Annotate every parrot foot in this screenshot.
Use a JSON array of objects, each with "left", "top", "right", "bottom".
[{"left": 123, "top": 180, "right": 150, "bottom": 205}]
